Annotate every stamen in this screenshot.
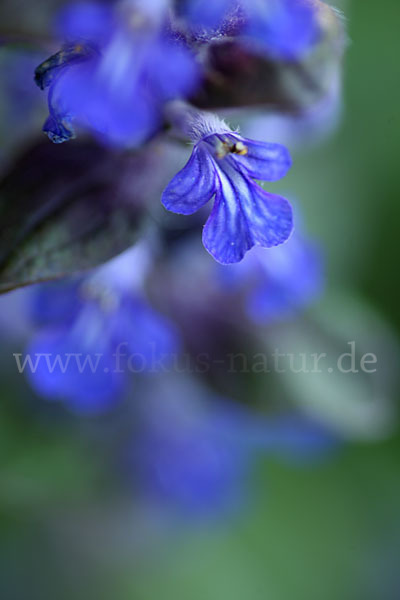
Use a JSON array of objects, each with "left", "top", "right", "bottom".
[
  {"left": 215, "top": 139, "right": 248, "bottom": 159},
  {"left": 80, "top": 281, "right": 119, "bottom": 312},
  {"left": 215, "top": 140, "right": 231, "bottom": 159},
  {"left": 231, "top": 141, "right": 248, "bottom": 156}
]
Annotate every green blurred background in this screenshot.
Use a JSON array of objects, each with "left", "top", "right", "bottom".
[{"left": 1, "top": 1, "right": 400, "bottom": 599}]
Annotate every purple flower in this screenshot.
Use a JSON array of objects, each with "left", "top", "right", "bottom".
[
  {"left": 35, "top": 1, "right": 200, "bottom": 146},
  {"left": 53, "top": 1, "right": 115, "bottom": 44},
  {"left": 162, "top": 114, "right": 293, "bottom": 264},
  {"left": 24, "top": 248, "right": 180, "bottom": 414},
  {"left": 130, "top": 388, "right": 249, "bottom": 515},
  {"left": 129, "top": 383, "right": 336, "bottom": 516},
  {"left": 243, "top": 0, "right": 319, "bottom": 60},
  {"left": 180, "top": 0, "right": 236, "bottom": 32},
  {"left": 135, "top": 410, "right": 247, "bottom": 515},
  {"left": 217, "top": 226, "right": 323, "bottom": 322},
  {"left": 180, "top": 0, "right": 319, "bottom": 59}
]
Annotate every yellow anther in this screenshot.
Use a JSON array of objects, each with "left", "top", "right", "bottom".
[{"left": 231, "top": 141, "right": 248, "bottom": 156}]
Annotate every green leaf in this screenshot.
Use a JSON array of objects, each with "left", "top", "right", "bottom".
[{"left": 0, "top": 137, "right": 172, "bottom": 293}]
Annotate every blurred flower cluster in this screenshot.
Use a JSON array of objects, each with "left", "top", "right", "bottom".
[
  {"left": 28, "top": 0, "right": 346, "bottom": 264},
  {"left": 1, "top": 0, "right": 396, "bottom": 523}
]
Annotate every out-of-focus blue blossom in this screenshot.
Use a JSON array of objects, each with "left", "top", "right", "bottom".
[
  {"left": 131, "top": 389, "right": 248, "bottom": 516},
  {"left": 129, "top": 384, "right": 337, "bottom": 516},
  {"left": 54, "top": 1, "right": 115, "bottom": 45},
  {"left": 241, "top": 69, "right": 343, "bottom": 148},
  {"left": 134, "top": 404, "right": 247, "bottom": 515},
  {"left": 24, "top": 247, "right": 180, "bottom": 415},
  {"left": 180, "top": 0, "right": 236, "bottom": 32},
  {"left": 36, "top": 1, "right": 200, "bottom": 146},
  {"left": 181, "top": 0, "right": 319, "bottom": 60},
  {"left": 162, "top": 113, "right": 293, "bottom": 264},
  {"left": 217, "top": 227, "right": 323, "bottom": 322},
  {"left": 243, "top": 0, "right": 319, "bottom": 60}
]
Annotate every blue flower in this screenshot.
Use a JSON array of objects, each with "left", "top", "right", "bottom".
[
  {"left": 35, "top": 1, "right": 200, "bottom": 146},
  {"left": 162, "top": 115, "right": 293, "bottom": 264},
  {"left": 129, "top": 385, "right": 337, "bottom": 516},
  {"left": 180, "top": 0, "right": 319, "bottom": 59},
  {"left": 243, "top": 0, "right": 319, "bottom": 60},
  {"left": 25, "top": 248, "right": 180, "bottom": 415},
  {"left": 217, "top": 226, "right": 323, "bottom": 322},
  {"left": 135, "top": 412, "right": 247, "bottom": 515},
  {"left": 130, "top": 390, "right": 249, "bottom": 516},
  {"left": 53, "top": 1, "right": 115, "bottom": 45},
  {"left": 180, "top": 0, "right": 236, "bottom": 32}
]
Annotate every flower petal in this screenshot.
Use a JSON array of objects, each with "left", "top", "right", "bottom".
[
  {"left": 203, "top": 168, "right": 293, "bottom": 264},
  {"left": 112, "top": 297, "right": 180, "bottom": 366},
  {"left": 183, "top": 0, "right": 233, "bottom": 30},
  {"left": 202, "top": 185, "right": 252, "bottom": 265},
  {"left": 244, "top": 0, "right": 319, "bottom": 60},
  {"left": 246, "top": 235, "right": 323, "bottom": 322},
  {"left": 147, "top": 42, "right": 201, "bottom": 101},
  {"left": 228, "top": 135, "right": 292, "bottom": 181},
  {"left": 162, "top": 145, "right": 216, "bottom": 215},
  {"left": 241, "top": 178, "right": 294, "bottom": 247},
  {"left": 29, "top": 281, "right": 82, "bottom": 326},
  {"left": 54, "top": 1, "right": 115, "bottom": 44},
  {"left": 25, "top": 325, "right": 123, "bottom": 415},
  {"left": 47, "top": 60, "right": 158, "bottom": 147}
]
